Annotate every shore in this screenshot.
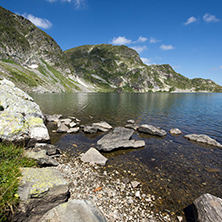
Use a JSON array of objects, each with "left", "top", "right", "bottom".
[{"left": 56, "top": 151, "right": 180, "bottom": 222}]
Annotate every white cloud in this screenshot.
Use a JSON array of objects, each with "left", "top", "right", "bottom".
[
  {"left": 184, "top": 16, "right": 197, "bottom": 25},
  {"left": 136, "top": 36, "right": 148, "bottom": 43},
  {"left": 141, "top": 58, "right": 151, "bottom": 65},
  {"left": 110, "top": 36, "right": 132, "bottom": 45},
  {"left": 46, "top": 0, "right": 86, "bottom": 9},
  {"left": 149, "top": 37, "right": 161, "bottom": 44},
  {"left": 131, "top": 46, "right": 147, "bottom": 53},
  {"left": 203, "top": 13, "right": 219, "bottom": 23},
  {"left": 23, "top": 13, "right": 52, "bottom": 29},
  {"left": 160, "top": 44, "right": 175, "bottom": 51}
]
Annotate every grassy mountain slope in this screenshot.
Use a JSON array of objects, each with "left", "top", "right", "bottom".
[{"left": 65, "top": 44, "right": 222, "bottom": 92}]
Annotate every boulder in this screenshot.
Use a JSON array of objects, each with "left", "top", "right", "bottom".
[
  {"left": 184, "top": 134, "right": 222, "bottom": 148},
  {"left": 13, "top": 167, "right": 69, "bottom": 222},
  {"left": 39, "top": 199, "right": 107, "bottom": 222},
  {"left": 138, "top": 124, "right": 167, "bottom": 137},
  {"left": 67, "top": 127, "right": 80, "bottom": 134},
  {"left": 0, "top": 79, "right": 50, "bottom": 145},
  {"left": 193, "top": 193, "right": 222, "bottom": 222},
  {"left": 97, "top": 127, "right": 145, "bottom": 151},
  {"left": 25, "top": 150, "right": 59, "bottom": 167},
  {"left": 81, "top": 148, "right": 108, "bottom": 166},
  {"left": 169, "top": 128, "right": 182, "bottom": 135},
  {"left": 57, "top": 123, "right": 69, "bottom": 133}
]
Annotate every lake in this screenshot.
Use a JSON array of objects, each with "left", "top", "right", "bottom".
[{"left": 31, "top": 92, "right": 222, "bottom": 217}]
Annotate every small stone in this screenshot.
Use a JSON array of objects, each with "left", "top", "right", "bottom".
[
  {"left": 170, "top": 128, "right": 182, "bottom": 135},
  {"left": 57, "top": 123, "right": 69, "bottom": 133},
  {"left": 127, "top": 119, "right": 135, "bottom": 124},
  {"left": 135, "top": 191, "right": 141, "bottom": 199},
  {"left": 69, "top": 122, "right": 77, "bottom": 128},
  {"left": 67, "top": 127, "right": 80, "bottom": 133},
  {"left": 177, "top": 216, "right": 183, "bottom": 222},
  {"left": 131, "top": 181, "right": 140, "bottom": 188}
]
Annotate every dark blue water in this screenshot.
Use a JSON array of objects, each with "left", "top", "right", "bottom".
[{"left": 31, "top": 92, "right": 222, "bottom": 216}]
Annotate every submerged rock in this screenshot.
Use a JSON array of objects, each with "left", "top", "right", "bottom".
[
  {"left": 82, "top": 121, "right": 112, "bottom": 134},
  {"left": 184, "top": 134, "right": 222, "bottom": 148},
  {"left": 138, "top": 124, "right": 167, "bottom": 137},
  {"left": 81, "top": 147, "right": 108, "bottom": 166},
  {"left": 39, "top": 199, "right": 107, "bottom": 222},
  {"left": 193, "top": 193, "right": 222, "bottom": 222},
  {"left": 0, "top": 79, "right": 50, "bottom": 145},
  {"left": 97, "top": 127, "right": 145, "bottom": 151},
  {"left": 13, "top": 167, "right": 69, "bottom": 222}
]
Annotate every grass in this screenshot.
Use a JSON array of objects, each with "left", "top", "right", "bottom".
[{"left": 0, "top": 143, "right": 36, "bottom": 222}]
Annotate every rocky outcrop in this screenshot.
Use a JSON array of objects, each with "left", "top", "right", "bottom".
[
  {"left": 39, "top": 199, "right": 107, "bottom": 222},
  {"left": 0, "top": 79, "right": 49, "bottom": 145},
  {"left": 184, "top": 134, "right": 222, "bottom": 148},
  {"left": 81, "top": 148, "right": 108, "bottom": 166},
  {"left": 97, "top": 127, "right": 145, "bottom": 151},
  {"left": 14, "top": 167, "right": 69, "bottom": 222},
  {"left": 193, "top": 193, "right": 222, "bottom": 222},
  {"left": 138, "top": 124, "right": 167, "bottom": 137}
]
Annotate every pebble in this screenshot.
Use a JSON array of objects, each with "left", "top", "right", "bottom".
[{"left": 56, "top": 153, "right": 177, "bottom": 222}]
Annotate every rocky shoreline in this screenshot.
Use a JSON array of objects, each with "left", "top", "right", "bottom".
[{"left": 1, "top": 79, "right": 222, "bottom": 222}]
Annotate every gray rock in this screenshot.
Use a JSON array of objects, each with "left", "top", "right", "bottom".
[
  {"left": 193, "top": 193, "right": 222, "bottom": 222},
  {"left": 97, "top": 127, "right": 145, "bottom": 151},
  {"left": 81, "top": 148, "right": 108, "bottom": 166},
  {"left": 45, "top": 114, "right": 62, "bottom": 122},
  {"left": 34, "top": 143, "right": 60, "bottom": 156},
  {"left": 25, "top": 150, "right": 59, "bottom": 167},
  {"left": 92, "top": 121, "right": 113, "bottom": 132},
  {"left": 13, "top": 167, "right": 69, "bottom": 222},
  {"left": 138, "top": 124, "right": 167, "bottom": 137},
  {"left": 184, "top": 134, "right": 222, "bottom": 148},
  {"left": 169, "top": 128, "right": 182, "bottom": 135},
  {"left": 60, "top": 118, "right": 72, "bottom": 125},
  {"left": 82, "top": 125, "right": 98, "bottom": 134},
  {"left": 131, "top": 181, "right": 140, "bottom": 188},
  {"left": 125, "top": 123, "right": 139, "bottom": 131},
  {"left": 0, "top": 79, "right": 50, "bottom": 144},
  {"left": 127, "top": 119, "right": 135, "bottom": 124},
  {"left": 67, "top": 127, "right": 80, "bottom": 134},
  {"left": 39, "top": 199, "right": 107, "bottom": 222},
  {"left": 57, "top": 123, "right": 69, "bottom": 133},
  {"left": 69, "top": 121, "right": 77, "bottom": 128}
]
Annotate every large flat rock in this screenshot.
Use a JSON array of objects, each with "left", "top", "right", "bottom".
[
  {"left": 97, "top": 127, "right": 145, "bottom": 151},
  {"left": 0, "top": 79, "right": 49, "bottom": 145},
  {"left": 193, "top": 193, "right": 222, "bottom": 222},
  {"left": 13, "top": 167, "right": 69, "bottom": 222},
  {"left": 40, "top": 199, "right": 107, "bottom": 222}
]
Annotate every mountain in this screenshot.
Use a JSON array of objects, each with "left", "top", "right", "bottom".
[
  {"left": 65, "top": 44, "right": 222, "bottom": 92},
  {"left": 0, "top": 6, "right": 83, "bottom": 93},
  {"left": 0, "top": 6, "right": 221, "bottom": 93}
]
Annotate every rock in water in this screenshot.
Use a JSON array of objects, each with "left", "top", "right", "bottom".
[
  {"left": 13, "top": 167, "right": 69, "bottom": 222},
  {"left": 169, "top": 128, "right": 182, "bottom": 135},
  {"left": 39, "top": 199, "right": 107, "bottom": 222},
  {"left": 184, "top": 134, "right": 222, "bottom": 148},
  {"left": 193, "top": 193, "right": 222, "bottom": 222},
  {"left": 138, "top": 124, "right": 167, "bottom": 137},
  {"left": 0, "top": 79, "right": 50, "bottom": 145},
  {"left": 97, "top": 127, "right": 145, "bottom": 151},
  {"left": 81, "top": 148, "right": 108, "bottom": 166}
]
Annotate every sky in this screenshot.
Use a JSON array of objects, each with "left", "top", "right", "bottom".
[{"left": 1, "top": 0, "right": 222, "bottom": 85}]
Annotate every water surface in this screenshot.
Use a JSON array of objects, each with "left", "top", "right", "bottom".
[{"left": 31, "top": 92, "right": 222, "bottom": 217}]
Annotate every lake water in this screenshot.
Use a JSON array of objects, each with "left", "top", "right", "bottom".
[{"left": 31, "top": 92, "right": 222, "bottom": 217}]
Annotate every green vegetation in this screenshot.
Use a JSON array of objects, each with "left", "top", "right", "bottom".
[{"left": 0, "top": 143, "right": 36, "bottom": 221}]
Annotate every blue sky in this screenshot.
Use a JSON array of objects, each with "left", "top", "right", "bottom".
[{"left": 1, "top": 0, "right": 222, "bottom": 85}]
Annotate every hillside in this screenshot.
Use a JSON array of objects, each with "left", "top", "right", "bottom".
[
  {"left": 65, "top": 44, "right": 222, "bottom": 92},
  {"left": 0, "top": 6, "right": 87, "bottom": 93}
]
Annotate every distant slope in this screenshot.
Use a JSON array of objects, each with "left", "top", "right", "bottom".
[{"left": 65, "top": 44, "right": 222, "bottom": 92}]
